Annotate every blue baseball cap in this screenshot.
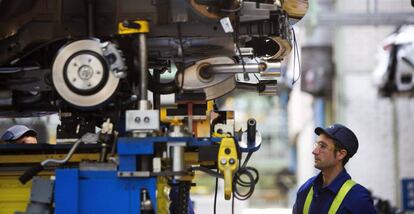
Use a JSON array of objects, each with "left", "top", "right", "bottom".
[
  {"left": 1, "top": 125, "right": 37, "bottom": 142},
  {"left": 315, "top": 123, "right": 359, "bottom": 157}
]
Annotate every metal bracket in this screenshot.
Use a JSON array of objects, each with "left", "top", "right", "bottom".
[{"left": 125, "top": 110, "right": 160, "bottom": 131}]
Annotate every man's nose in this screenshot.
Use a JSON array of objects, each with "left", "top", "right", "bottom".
[{"left": 312, "top": 147, "right": 319, "bottom": 155}]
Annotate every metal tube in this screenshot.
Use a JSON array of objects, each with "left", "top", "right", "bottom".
[
  {"left": 171, "top": 145, "right": 185, "bottom": 180},
  {"left": 203, "top": 63, "right": 267, "bottom": 75},
  {"left": 99, "top": 143, "right": 107, "bottom": 162},
  {"left": 42, "top": 138, "right": 82, "bottom": 166},
  {"left": 247, "top": 118, "right": 256, "bottom": 144},
  {"left": 139, "top": 33, "right": 148, "bottom": 101},
  {"left": 41, "top": 133, "right": 98, "bottom": 166}
]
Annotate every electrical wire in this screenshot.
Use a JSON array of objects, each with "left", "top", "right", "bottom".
[
  {"left": 189, "top": 166, "right": 223, "bottom": 178},
  {"left": 232, "top": 191, "right": 235, "bottom": 214},
  {"left": 251, "top": 57, "right": 261, "bottom": 82},
  {"left": 291, "top": 27, "right": 302, "bottom": 85},
  {"left": 214, "top": 172, "right": 219, "bottom": 214},
  {"left": 176, "top": 22, "right": 186, "bottom": 92},
  {"left": 232, "top": 14, "right": 248, "bottom": 80},
  {"left": 10, "top": 38, "right": 68, "bottom": 65},
  {"left": 291, "top": 29, "right": 296, "bottom": 85},
  {"left": 234, "top": 40, "right": 245, "bottom": 71},
  {"left": 232, "top": 152, "right": 259, "bottom": 201},
  {"left": 191, "top": 145, "right": 259, "bottom": 210}
]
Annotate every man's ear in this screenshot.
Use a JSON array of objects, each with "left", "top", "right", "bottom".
[{"left": 336, "top": 149, "right": 347, "bottom": 161}]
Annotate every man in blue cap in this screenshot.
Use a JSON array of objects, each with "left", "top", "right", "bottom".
[
  {"left": 293, "top": 124, "right": 376, "bottom": 213},
  {"left": 1, "top": 125, "right": 38, "bottom": 144}
]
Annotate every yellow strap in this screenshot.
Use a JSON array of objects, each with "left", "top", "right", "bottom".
[
  {"left": 302, "top": 179, "right": 356, "bottom": 214},
  {"left": 328, "top": 179, "right": 356, "bottom": 214},
  {"left": 303, "top": 186, "right": 313, "bottom": 214}
]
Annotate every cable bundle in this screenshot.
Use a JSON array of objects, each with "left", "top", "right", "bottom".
[{"left": 232, "top": 152, "right": 259, "bottom": 201}]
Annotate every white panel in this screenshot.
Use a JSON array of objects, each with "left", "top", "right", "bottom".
[
  {"left": 396, "top": 97, "right": 414, "bottom": 178},
  {"left": 336, "top": 26, "right": 395, "bottom": 73},
  {"left": 341, "top": 74, "right": 414, "bottom": 207},
  {"left": 343, "top": 74, "right": 397, "bottom": 205}
]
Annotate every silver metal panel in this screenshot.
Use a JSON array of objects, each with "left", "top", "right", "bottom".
[{"left": 125, "top": 110, "right": 160, "bottom": 131}]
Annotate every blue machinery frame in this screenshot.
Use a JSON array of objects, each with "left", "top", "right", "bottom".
[{"left": 54, "top": 137, "right": 219, "bottom": 214}]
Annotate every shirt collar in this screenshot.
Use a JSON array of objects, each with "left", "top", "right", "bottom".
[{"left": 314, "top": 169, "right": 351, "bottom": 194}]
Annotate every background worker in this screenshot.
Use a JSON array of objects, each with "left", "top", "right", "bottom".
[
  {"left": 293, "top": 124, "right": 376, "bottom": 213},
  {"left": 1, "top": 125, "right": 38, "bottom": 144}
]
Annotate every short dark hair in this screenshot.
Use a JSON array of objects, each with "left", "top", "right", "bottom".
[{"left": 333, "top": 139, "right": 350, "bottom": 166}]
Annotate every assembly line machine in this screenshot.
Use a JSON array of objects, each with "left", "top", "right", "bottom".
[{"left": 0, "top": 0, "right": 307, "bottom": 213}]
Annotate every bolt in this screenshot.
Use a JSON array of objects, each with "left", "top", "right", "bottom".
[
  {"left": 74, "top": 63, "right": 77, "bottom": 67},
  {"left": 220, "top": 158, "right": 227, "bottom": 165},
  {"left": 144, "top": 116, "right": 150, "bottom": 123},
  {"left": 135, "top": 117, "right": 141, "bottom": 123},
  {"left": 87, "top": 82, "right": 92, "bottom": 87},
  {"left": 88, "top": 58, "right": 92, "bottom": 63},
  {"left": 225, "top": 148, "right": 231, "bottom": 155},
  {"left": 229, "top": 158, "right": 235, "bottom": 165},
  {"left": 96, "top": 71, "right": 101, "bottom": 75},
  {"left": 72, "top": 78, "right": 77, "bottom": 82}
]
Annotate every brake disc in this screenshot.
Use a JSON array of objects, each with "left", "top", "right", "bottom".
[{"left": 52, "top": 39, "right": 125, "bottom": 108}]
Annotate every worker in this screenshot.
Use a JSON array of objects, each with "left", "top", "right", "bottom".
[
  {"left": 0, "top": 125, "right": 38, "bottom": 144},
  {"left": 293, "top": 124, "right": 376, "bottom": 214}
]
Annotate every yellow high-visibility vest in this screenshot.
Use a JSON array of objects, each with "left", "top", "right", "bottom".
[{"left": 303, "top": 179, "right": 356, "bottom": 214}]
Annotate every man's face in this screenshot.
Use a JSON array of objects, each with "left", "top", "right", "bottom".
[
  {"left": 13, "top": 135, "right": 37, "bottom": 144},
  {"left": 312, "top": 133, "right": 342, "bottom": 170}
]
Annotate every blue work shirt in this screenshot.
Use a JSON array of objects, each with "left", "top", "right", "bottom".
[{"left": 293, "top": 169, "right": 377, "bottom": 214}]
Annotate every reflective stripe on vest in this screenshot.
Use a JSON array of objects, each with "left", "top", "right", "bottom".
[{"left": 303, "top": 179, "right": 357, "bottom": 214}]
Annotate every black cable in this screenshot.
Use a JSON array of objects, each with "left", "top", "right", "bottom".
[
  {"left": 231, "top": 13, "right": 248, "bottom": 81},
  {"left": 214, "top": 171, "right": 219, "bottom": 214},
  {"left": 291, "top": 29, "right": 296, "bottom": 85},
  {"left": 189, "top": 166, "right": 223, "bottom": 178},
  {"left": 295, "top": 28, "right": 302, "bottom": 80},
  {"left": 233, "top": 166, "right": 259, "bottom": 200},
  {"left": 231, "top": 197, "right": 235, "bottom": 214},
  {"left": 232, "top": 152, "right": 259, "bottom": 201},
  {"left": 10, "top": 38, "right": 67, "bottom": 65},
  {"left": 291, "top": 27, "right": 302, "bottom": 85},
  {"left": 177, "top": 22, "right": 186, "bottom": 92}
]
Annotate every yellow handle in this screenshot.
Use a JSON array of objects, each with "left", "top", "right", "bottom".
[
  {"left": 224, "top": 168, "right": 233, "bottom": 200},
  {"left": 217, "top": 138, "right": 238, "bottom": 200}
]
